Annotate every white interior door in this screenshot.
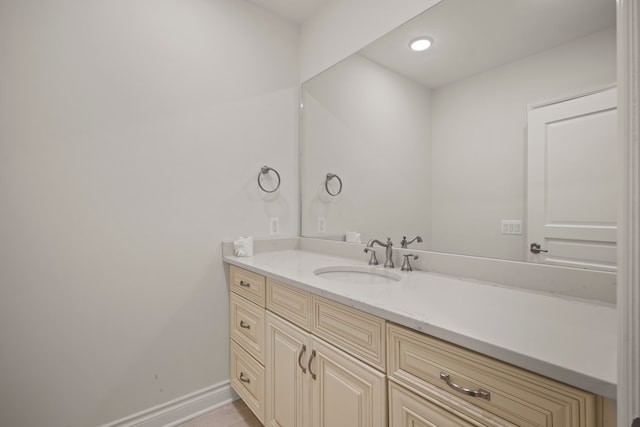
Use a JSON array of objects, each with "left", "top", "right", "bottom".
[{"left": 527, "top": 86, "right": 617, "bottom": 271}]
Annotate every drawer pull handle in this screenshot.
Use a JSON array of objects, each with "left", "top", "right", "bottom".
[
  {"left": 298, "top": 345, "right": 307, "bottom": 373},
  {"left": 308, "top": 350, "right": 317, "bottom": 380},
  {"left": 239, "top": 280, "right": 251, "bottom": 287},
  {"left": 239, "top": 372, "right": 251, "bottom": 384},
  {"left": 239, "top": 320, "right": 250, "bottom": 329},
  {"left": 440, "top": 372, "right": 490, "bottom": 400}
]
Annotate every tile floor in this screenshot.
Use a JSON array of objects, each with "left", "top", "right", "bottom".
[{"left": 178, "top": 399, "right": 261, "bottom": 427}]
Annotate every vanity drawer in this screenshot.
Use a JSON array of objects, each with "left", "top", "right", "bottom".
[
  {"left": 230, "top": 340, "right": 265, "bottom": 424},
  {"left": 389, "top": 380, "right": 513, "bottom": 427},
  {"left": 311, "top": 296, "right": 386, "bottom": 371},
  {"left": 266, "top": 279, "right": 311, "bottom": 330},
  {"left": 387, "top": 324, "right": 597, "bottom": 427},
  {"left": 230, "top": 265, "right": 266, "bottom": 307},
  {"left": 230, "top": 292, "right": 265, "bottom": 364}
]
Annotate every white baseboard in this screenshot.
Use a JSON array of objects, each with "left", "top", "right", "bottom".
[{"left": 101, "top": 381, "right": 239, "bottom": 427}]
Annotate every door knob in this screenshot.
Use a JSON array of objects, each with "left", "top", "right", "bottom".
[{"left": 530, "top": 242, "right": 549, "bottom": 254}]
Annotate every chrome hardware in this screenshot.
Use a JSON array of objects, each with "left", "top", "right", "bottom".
[
  {"left": 258, "top": 165, "right": 281, "bottom": 193},
  {"left": 325, "top": 173, "right": 343, "bottom": 196},
  {"left": 298, "top": 345, "right": 307, "bottom": 373},
  {"left": 367, "top": 238, "right": 394, "bottom": 268},
  {"left": 308, "top": 350, "right": 317, "bottom": 380},
  {"left": 239, "top": 372, "right": 251, "bottom": 383},
  {"left": 239, "top": 320, "right": 250, "bottom": 329},
  {"left": 530, "top": 242, "right": 549, "bottom": 254},
  {"left": 364, "top": 247, "right": 379, "bottom": 265},
  {"left": 239, "top": 280, "right": 251, "bottom": 287},
  {"left": 400, "top": 235, "right": 423, "bottom": 248},
  {"left": 401, "top": 254, "right": 418, "bottom": 271},
  {"left": 440, "top": 372, "right": 490, "bottom": 400}
]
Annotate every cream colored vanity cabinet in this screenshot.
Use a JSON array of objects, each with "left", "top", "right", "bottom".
[
  {"left": 230, "top": 265, "right": 613, "bottom": 427},
  {"left": 265, "top": 280, "right": 387, "bottom": 427},
  {"left": 229, "top": 266, "right": 267, "bottom": 423},
  {"left": 387, "top": 323, "right": 612, "bottom": 427}
]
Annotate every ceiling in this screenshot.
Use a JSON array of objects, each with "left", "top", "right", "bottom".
[
  {"left": 359, "top": 0, "right": 616, "bottom": 89},
  {"left": 247, "top": 0, "right": 327, "bottom": 23},
  {"left": 249, "top": 0, "right": 616, "bottom": 88}
]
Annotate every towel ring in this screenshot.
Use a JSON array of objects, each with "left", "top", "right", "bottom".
[
  {"left": 258, "top": 166, "right": 281, "bottom": 193},
  {"left": 325, "top": 173, "right": 343, "bottom": 196}
]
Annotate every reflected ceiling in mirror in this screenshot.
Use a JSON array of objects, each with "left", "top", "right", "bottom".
[{"left": 300, "top": 0, "right": 617, "bottom": 270}]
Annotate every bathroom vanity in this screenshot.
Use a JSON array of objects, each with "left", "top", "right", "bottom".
[{"left": 225, "top": 248, "right": 616, "bottom": 427}]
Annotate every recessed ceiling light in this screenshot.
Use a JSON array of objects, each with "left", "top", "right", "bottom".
[{"left": 409, "top": 37, "right": 432, "bottom": 52}]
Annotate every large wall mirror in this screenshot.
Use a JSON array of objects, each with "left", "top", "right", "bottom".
[{"left": 300, "top": 0, "right": 617, "bottom": 271}]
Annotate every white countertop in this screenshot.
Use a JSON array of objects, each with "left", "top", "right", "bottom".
[{"left": 224, "top": 249, "right": 617, "bottom": 399}]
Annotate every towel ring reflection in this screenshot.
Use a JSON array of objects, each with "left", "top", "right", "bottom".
[
  {"left": 258, "top": 166, "right": 281, "bottom": 193},
  {"left": 325, "top": 173, "right": 343, "bottom": 196}
]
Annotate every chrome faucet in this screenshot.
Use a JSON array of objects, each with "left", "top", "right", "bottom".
[
  {"left": 400, "top": 235, "right": 423, "bottom": 248},
  {"left": 367, "top": 237, "right": 394, "bottom": 268}
]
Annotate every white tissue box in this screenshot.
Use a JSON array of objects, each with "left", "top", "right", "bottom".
[
  {"left": 346, "top": 231, "right": 361, "bottom": 243},
  {"left": 233, "top": 236, "right": 254, "bottom": 257}
]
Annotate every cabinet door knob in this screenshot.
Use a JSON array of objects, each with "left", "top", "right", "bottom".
[
  {"left": 298, "top": 344, "right": 307, "bottom": 373},
  {"left": 239, "top": 372, "right": 250, "bottom": 384},
  {"left": 440, "top": 371, "right": 490, "bottom": 400},
  {"left": 308, "top": 350, "right": 317, "bottom": 380}
]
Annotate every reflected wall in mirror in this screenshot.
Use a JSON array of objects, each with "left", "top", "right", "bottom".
[{"left": 300, "top": 0, "right": 617, "bottom": 270}]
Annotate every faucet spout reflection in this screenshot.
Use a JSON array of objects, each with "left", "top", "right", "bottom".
[{"left": 400, "top": 235, "right": 423, "bottom": 248}]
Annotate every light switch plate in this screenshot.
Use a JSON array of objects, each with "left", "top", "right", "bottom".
[
  {"left": 318, "top": 217, "right": 326, "bottom": 233},
  {"left": 501, "top": 220, "right": 522, "bottom": 235}
]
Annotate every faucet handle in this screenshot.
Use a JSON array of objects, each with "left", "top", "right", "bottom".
[
  {"left": 364, "top": 247, "right": 379, "bottom": 265},
  {"left": 401, "top": 254, "right": 419, "bottom": 271}
]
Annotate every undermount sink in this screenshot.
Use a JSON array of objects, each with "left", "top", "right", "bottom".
[{"left": 313, "top": 265, "right": 402, "bottom": 285}]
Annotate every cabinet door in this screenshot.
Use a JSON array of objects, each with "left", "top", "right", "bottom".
[
  {"left": 310, "top": 336, "right": 386, "bottom": 427},
  {"left": 266, "top": 312, "right": 311, "bottom": 427}
]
